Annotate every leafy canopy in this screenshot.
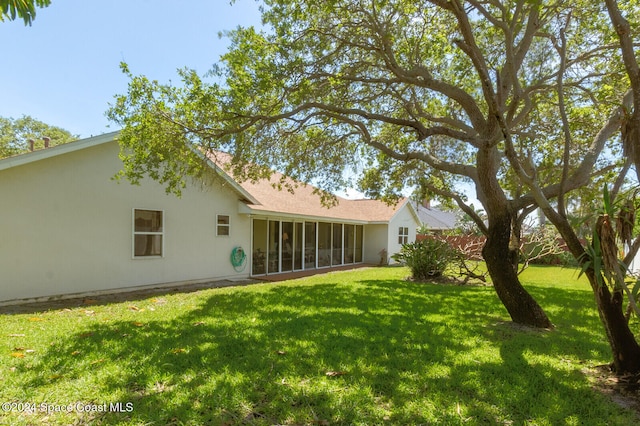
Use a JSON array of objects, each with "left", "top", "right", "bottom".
[
  {"left": 0, "top": 0, "right": 50, "bottom": 25},
  {"left": 108, "top": 0, "right": 630, "bottom": 219},
  {"left": 0, "top": 115, "right": 77, "bottom": 159}
]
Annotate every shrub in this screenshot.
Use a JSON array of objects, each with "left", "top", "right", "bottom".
[
  {"left": 518, "top": 228, "right": 579, "bottom": 269},
  {"left": 392, "top": 239, "right": 458, "bottom": 280}
]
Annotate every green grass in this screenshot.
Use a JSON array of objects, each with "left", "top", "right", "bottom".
[{"left": 0, "top": 265, "right": 637, "bottom": 425}]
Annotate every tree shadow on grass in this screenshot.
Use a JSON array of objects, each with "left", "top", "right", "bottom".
[{"left": 16, "top": 278, "right": 638, "bottom": 425}]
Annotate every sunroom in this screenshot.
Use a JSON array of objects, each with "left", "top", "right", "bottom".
[{"left": 251, "top": 218, "right": 364, "bottom": 276}]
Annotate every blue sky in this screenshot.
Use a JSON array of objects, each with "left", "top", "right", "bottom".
[{"left": 0, "top": 0, "right": 263, "bottom": 138}]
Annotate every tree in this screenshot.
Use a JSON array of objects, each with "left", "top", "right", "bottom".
[
  {"left": 0, "top": 0, "right": 50, "bottom": 25},
  {"left": 107, "top": 0, "right": 629, "bottom": 331},
  {"left": 481, "top": 0, "right": 640, "bottom": 374},
  {"left": 605, "top": 0, "right": 640, "bottom": 183},
  {"left": 0, "top": 115, "right": 77, "bottom": 158}
]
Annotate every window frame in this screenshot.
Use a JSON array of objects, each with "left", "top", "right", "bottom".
[
  {"left": 398, "top": 226, "right": 409, "bottom": 245},
  {"left": 216, "top": 214, "right": 231, "bottom": 237},
  {"left": 132, "top": 208, "right": 165, "bottom": 259}
]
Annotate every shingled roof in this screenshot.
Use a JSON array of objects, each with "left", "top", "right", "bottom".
[{"left": 207, "top": 150, "right": 413, "bottom": 223}]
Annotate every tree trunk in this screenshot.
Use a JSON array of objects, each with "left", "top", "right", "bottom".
[
  {"left": 539, "top": 208, "right": 640, "bottom": 374},
  {"left": 476, "top": 146, "right": 552, "bottom": 329},
  {"left": 553, "top": 217, "right": 640, "bottom": 373},
  {"left": 483, "top": 211, "right": 554, "bottom": 328},
  {"left": 589, "top": 273, "right": 640, "bottom": 374}
]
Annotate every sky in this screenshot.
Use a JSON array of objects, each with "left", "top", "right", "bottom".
[{"left": 0, "top": 0, "right": 263, "bottom": 138}]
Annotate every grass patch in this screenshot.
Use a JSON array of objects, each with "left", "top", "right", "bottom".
[{"left": 0, "top": 266, "right": 637, "bottom": 425}]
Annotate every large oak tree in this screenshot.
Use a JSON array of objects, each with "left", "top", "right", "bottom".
[{"left": 108, "top": 0, "right": 631, "bottom": 334}]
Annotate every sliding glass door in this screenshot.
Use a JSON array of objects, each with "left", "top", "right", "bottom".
[
  {"left": 355, "top": 225, "right": 363, "bottom": 263},
  {"left": 318, "top": 222, "right": 331, "bottom": 267},
  {"left": 252, "top": 219, "right": 268, "bottom": 275},
  {"left": 332, "top": 223, "right": 343, "bottom": 266},
  {"left": 304, "top": 222, "right": 316, "bottom": 269},
  {"left": 268, "top": 220, "right": 280, "bottom": 274},
  {"left": 344, "top": 224, "right": 355, "bottom": 264},
  {"left": 294, "top": 222, "right": 303, "bottom": 270}
]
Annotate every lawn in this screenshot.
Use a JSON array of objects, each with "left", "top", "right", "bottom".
[{"left": 0, "top": 266, "right": 638, "bottom": 425}]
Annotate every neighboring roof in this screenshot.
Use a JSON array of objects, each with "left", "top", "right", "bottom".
[{"left": 415, "top": 203, "right": 458, "bottom": 230}]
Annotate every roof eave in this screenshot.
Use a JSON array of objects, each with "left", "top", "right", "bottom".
[
  {"left": 239, "top": 203, "right": 370, "bottom": 224},
  {"left": 191, "top": 148, "right": 260, "bottom": 205},
  {"left": 387, "top": 198, "right": 421, "bottom": 225}
]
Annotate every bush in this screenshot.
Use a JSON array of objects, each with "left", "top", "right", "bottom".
[
  {"left": 518, "top": 228, "right": 579, "bottom": 269},
  {"left": 392, "top": 239, "right": 458, "bottom": 280}
]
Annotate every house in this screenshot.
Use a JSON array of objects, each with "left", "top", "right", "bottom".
[
  {"left": 414, "top": 199, "right": 458, "bottom": 233},
  {"left": 0, "top": 132, "right": 420, "bottom": 305},
  {"left": 630, "top": 247, "right": 640, "bottom": 274}
]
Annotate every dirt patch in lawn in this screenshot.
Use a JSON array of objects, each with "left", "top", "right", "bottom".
[{"left": 585, "top": 364, "right": 640, "bottom": 419}]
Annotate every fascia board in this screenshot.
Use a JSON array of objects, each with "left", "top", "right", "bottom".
[
  {"left": 190, "top": 147, "right": 260, "bottom": 205},
  {"left": 0, "top": 131, "right": 120, "bottom": 172},
  {"left": 387, "top": 198, "right": 421, "bottom": 225},
  {"left": 238, "top": 202, "right": 369, "bottom": 224}
]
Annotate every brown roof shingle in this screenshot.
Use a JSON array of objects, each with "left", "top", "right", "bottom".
[{"left": 207, "top": 150, "right": 407, "bottom": 222}]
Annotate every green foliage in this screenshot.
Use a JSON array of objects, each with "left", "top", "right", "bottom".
[
  {"left": 575, "top": 184, "right": 640, "bottom": 321},
  {"left": 416, "top": 223, "right": 430, "bottom": 235},
  {"left": 108, "top": 0, "right": 631, "bottom": 206},
  {"left": 392, "top": 239, "right": 458, "bottom": 280},
  {"left": 455, "top": 204, "right": 487, "bottom": 236},
  {"left": 0, "top": 0, "right": 50, "bottom": 25},
  {"left": 107, "top": 0, "right": 639, "bottom": 332},
  {"left": 578, "top": 185, "right": 637, "bottom": 288},
  {"left": 0, "top": 115, "right": 77, "bottom": 159}
]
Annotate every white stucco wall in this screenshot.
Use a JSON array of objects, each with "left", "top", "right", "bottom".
[
  {"left": 631, "top": 249, "right": 640, "bottom": 274},
  {"left": 0, "top": 140, "right": 251, "bottom": 303},
  {"left": 363, "top": 224, "right": 388, "bottom": 264},
  {"left": 387, "top": 205, "right": 419, "bottom": 264},
  {"left": 362, "top": 205, "right": 419, "bottom": 265}
]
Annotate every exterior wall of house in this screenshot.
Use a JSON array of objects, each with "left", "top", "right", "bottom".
[
  {"left": 0, "top": 141, "right": 251, "bottom": 303},
  {"left": 386, "top": 205, "right": 419, "bottom": 264},
  {"left": 363, "top": 224, "right": 388, "bottom": 264},
  {"left": 632, "top": 249, "right": 640, "bottom": 273}
]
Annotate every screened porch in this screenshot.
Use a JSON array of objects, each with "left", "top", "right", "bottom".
[{"left": 251, "top": 219, "right": 364, "bottom": 276}]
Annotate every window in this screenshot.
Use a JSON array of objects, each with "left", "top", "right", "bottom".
[
  {"left": 398, "top": 226, "right": 409, "bottom": 244},
  {"left": 217, "top": 215, "right": 230, "bottom": 236},
  {"left": 133, "top": 209, "right": 163, "bottom": 257}
]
